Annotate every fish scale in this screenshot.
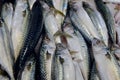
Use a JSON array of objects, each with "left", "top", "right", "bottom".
[
  {"left": 95, "top": 0, "right": 116, "bottom": 44},
  {"left": 35, "top": 42, "right": 48, "bottom": 80},
  {"left": 51, "top": 43, "right": 64, "bottom": 80},
  {"left": 14, "top": 1, "right": 44, "bottom": 79}
]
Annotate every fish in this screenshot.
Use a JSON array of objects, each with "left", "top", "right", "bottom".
[
  {"left": 83, "top": 2, "right": 108, "bottom": 47},
  {"left": 73, "top": 61, "right": 84, "bottom": 80},
  {"left": 35, "top": 35, "right": 56, "bottom": 80},
  {"left": 114, "top": 46, "right": 120, "bottom": 60},
  {"left": 62, "top": 0, "right": 69, "bottom": 15},
  {"left": 1, "top": 3, "right": 15, "bottom": 62},
  {"left": 116, "top": 25, "right": 120, "bottom": 47},
  {"left": 52, "top": 0, "right": 63, "bottom": 27},
  {"left": 0, "top": 19, "right": 14, "bottom": 80},
  {"left": 17, "top": 54, "right": 35, "bottom": 80},
  {"left": 43, "top": 0, "right": 66, "bottom": 27},
  {"left": 11, "top": 0, "right": 30, "bottom": 61},
  {"left": 51, "top": 43, "right": 64, "bottom": 80},
  {"left": 14, "top": 1, "right": 44, "bottom": 79},
  {"left": 103, "top": 0, "right": 120, "bottom": 3},
  {"left": 1, "top": 3, "right": 15, "bottom": 63},
  {"left": 106, "top": 3, "right": 117, "bottom": 18},
  {"left": 53, "top": 0, "right": 69, "bottom": 14},
  {"left": 0, "top": 0, "right": 3, "bottom": 15},
  {"left": 1, "top": 0, "right": 16, "bottom": 4},
  {"left": 69, "top": 0, "right": 101, "bottom": 43},
  {"left": 1, "top": 3, "right": 13, "bottom": 33},
  {"left": 75, "top": 30, "right": 90, "bottom": 80},
  {"left": 0, "top": 68, "right": 11, "bottom": 80},
  {"left": 95, "top": 0, "right": 116, "bottom": 44},
  {"left": 0, "top": 75, "right": 9, "bottom": 80},
  {"left": 92, "top": 38, "right": 120, "bottom": 80},
  {"left": 28, "top": 0, "right": 36, "bottom": 10},
  {"left": 90, "top": 61, "right": 100, "bottom": 80},
  {"left": 56, "top": 43, "right": 75, "bottom": 80},
  {"left": 41, "top": 1, "right": 71, "bottom": 44},
  {"left": 40, "top": 1, "right": 61, "bottom": 43},
  {"left": 52, "top": 0, "right": 63, "bottom": 11},
  {"left": 43, "top": 0, "right": 54, "bottom": 8},
  {"left": 62, "top": 20, "right": 90, "bottom": 80},
  {"left": 52, "top": 0, "right": 69, "bottom": 27},
  {"left": 111, "top": 45, "right": 120, "bottom": 66}
]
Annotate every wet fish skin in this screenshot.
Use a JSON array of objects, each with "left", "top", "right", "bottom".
[
  {"left": 52, "top": 0, "right": 69, "bottom": 28},
  {"left": 83, "top": 2, "right": 108, "bottom": 47},
  {"left": 11, "top": 0, "right": 30, "bottom": 61},
  {"left": 43, "top": 0, "right": 54, "bottom": 8},
  {"left": 103, "top": 0, "right": 120, "bottom": 3},
  {"left": 35, "top": 37, "right": 55, "bottom": 80},
  {"left": 62, "top": 20, "right": 89, "bottom": 80},
  {"left": 36, "top": 36, "right": 56, "bottom": 80},
  {"left": 90, "top": 61, "right": 100, "bottom": 80},
  {"left": 0, "top": 75, "right": 9, "bottom": 80},
  {"left": 75, "top": 30, "right": 90, "bottom": 80},
  {"left": 0, "top": 68, "right": 11, "bottom": 80},
  {"left": 1, "top": 3, "right": 15, "bottom": 64},
  {"left": 73, "top": 61, "right": 84, "bottom": 80},
  {"left": 14, "top": 1, "right": 44, "bottom": 79},
  {"left": 40, "top": 1, "right": 61, "bottom": 43},
  {"left": 1, "top": 3, "right": 13, "bottom": 33},
  {"left": 95, "top": 0, "right": 116, "bottom": 44},
  {"left": 41, "top": 1, "right": 59, "bottom": 36},
  {"left": 92, "top": 38, "right": 120, "bottom": 80},
  {"left": 36, "top": 41, "right": 49, "bottom": 80},
  {"left": 51, "top": 43, "right": 64, "bottom": 80},
  {"left": 116, "top": 25, "right": 120, "bottom": 46},
  {"left": 57, "top": 43, "right": 75, "bottom": 80},
  {"left": 69, "top": 0, "right": 100, "bottom": 43},
  {"left": 17, "top": 54, "right": 35, "bottom": 80},
  {"left": 0, "top": 20, "right": 14, "bottom": 80}
]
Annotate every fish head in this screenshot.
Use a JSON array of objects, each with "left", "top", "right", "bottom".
[
  {"left": 44, "top": 37, "right": 56, "bottom": 55},
  {"left": 56, "top": 43, "right": 70, "bottom": 59},
  {"left": 92, "top": 38, "right": 106, "bottom": 51},
  {"left": 2, "top": 3, "right": 13, "bottom": 12},
  {"left": 56, "top": 43, "right": 66, "bottom": 51}
]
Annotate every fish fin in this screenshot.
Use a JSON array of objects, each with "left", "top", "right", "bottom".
[
  {"left": 105, "top": 52, "right": 111, "bottom": 60},
  {"left": 51, "top": 7, "right": 65, "bottom": 17},
  {"left": 54, "top": 30, "right": 73, "bottom": 38},
  {"left": 59, "top": 57, "right": 64, "bottom": 64},
  {"left": 46, "top": 51, "right": 52, "bottom": 60},
  {"left": 69, "top": 50, "right": 78, "bottom": 55}
]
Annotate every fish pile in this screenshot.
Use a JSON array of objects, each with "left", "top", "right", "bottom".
[{"left": 1, "top": 0, "right": 120, "bottom": 80}]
